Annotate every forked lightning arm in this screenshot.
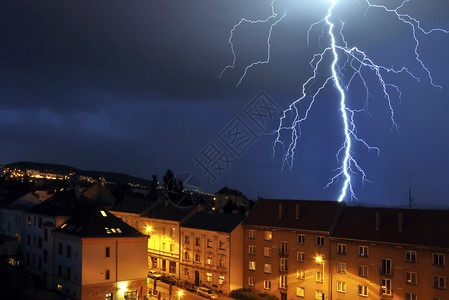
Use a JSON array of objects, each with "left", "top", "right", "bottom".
[{"left": 220, "top": 0, "right": 448, "bottom": 202}]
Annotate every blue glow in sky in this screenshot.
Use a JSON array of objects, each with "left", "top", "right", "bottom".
[{"left": 0, "top": 0, "right": 449, "bottom": 207}]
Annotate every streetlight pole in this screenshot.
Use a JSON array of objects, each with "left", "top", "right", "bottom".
[{"left": 315, "top": 256, "right": 325, "bottom": 300}]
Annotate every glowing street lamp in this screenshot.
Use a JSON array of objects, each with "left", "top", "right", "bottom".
[{"left": 177, "top": 290, "right": 183, "bottom": 300}]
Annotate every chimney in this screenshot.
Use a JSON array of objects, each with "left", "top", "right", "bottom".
[
  {"left": 398, "top": 212, "right": 403, "bottom": 233},
  {"left": 295, "top": 204, "right": 299, "bottom": 220},
  {"left": 375, "top": 211, "right": 380, "bottom": 231},
  {"left": 278, "top": 203, "right": 282, "bottom": 219}
]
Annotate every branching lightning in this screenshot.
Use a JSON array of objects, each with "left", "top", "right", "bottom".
[{"left": 220, "top": 0, "right": 448, "bottom": 202}]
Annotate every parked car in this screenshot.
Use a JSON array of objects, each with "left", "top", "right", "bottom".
[
  {"left": 148, "top": 270, "right": 162, "bottom": 279},
  {"left": 160, "top": 274, "right": 177, "bottom": 285},
  {"left": 197, "top": 287, "right": 218, "bottom": 299}
]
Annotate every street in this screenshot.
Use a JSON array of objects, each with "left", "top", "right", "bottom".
[{"left": 147, "top": 279, "right": 234, "bottom": 300}]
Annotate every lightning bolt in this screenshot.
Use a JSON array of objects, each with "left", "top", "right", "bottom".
[{"left": 220, "top": 0, "right": 448, "bottom": 202}]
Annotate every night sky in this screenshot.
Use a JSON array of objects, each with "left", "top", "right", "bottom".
[{"left": 1, "top": 0, "right": 449, "bottom": 207}]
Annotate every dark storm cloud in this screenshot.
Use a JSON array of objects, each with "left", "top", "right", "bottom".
[{"left": 1, "top": 0, "right": 449, "bottom": 206}]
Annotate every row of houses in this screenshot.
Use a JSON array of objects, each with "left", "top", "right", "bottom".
[{"left": 1, "top": 188, "right": 449, "bottom": 300}]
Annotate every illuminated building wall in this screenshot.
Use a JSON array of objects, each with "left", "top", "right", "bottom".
[
  {"left": 140, "top": 200, "right": 200, "bottom": 279},
  {"left": 53, "top": 209, "right": 148, "bottom": 300},
  {"left": 242, "top": 199, "right": 343, "bottom": 300},
  {"left": 179, "top": 211, "right": 245, "bottom": 293},
  {"left": 330, "top": 207, "right": 449, "bottom": 300}
]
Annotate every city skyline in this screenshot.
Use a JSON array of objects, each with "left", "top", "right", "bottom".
[{"left": 1, "top": 0, "right": 449, "bottom": 207}]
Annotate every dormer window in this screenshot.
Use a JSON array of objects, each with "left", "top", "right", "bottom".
[{"left": 100, "top": 210, "right": 107, "bottom": 217}]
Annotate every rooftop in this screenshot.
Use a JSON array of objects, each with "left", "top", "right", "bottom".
[
  {"left": 243, "top": 198, "right": 344, "bottom": 232},
  {"left": 181, "top": 211, "right": 245, "bottom": 233}
]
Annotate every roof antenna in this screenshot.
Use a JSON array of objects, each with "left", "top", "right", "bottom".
[{"left": 408, "top": 175, "right": 414, "bottom": 209}]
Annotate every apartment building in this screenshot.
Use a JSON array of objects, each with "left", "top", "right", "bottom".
[
  {"left": 53, "top": 208, "right": 147, "bottom": 300},
  {"left": 23, "top": 190, "right": 85, "bottom": 289},
  {"left": 242, "top": 199, "right": 344, "bottom": 300},
  {"left": 330, "top": 206, "right": 449, "bottom": 300},
  {"left": 179, "top": 211, "right": 245, "bottom": 293},
  {"left": 140, "top": 200, "right": 199, "bottom": 278}
]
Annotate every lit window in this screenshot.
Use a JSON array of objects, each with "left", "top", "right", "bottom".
[
  {"left": 337, "top": 243, "right": 347, "bottom": 255},
  {"left": 296, "top": 269, "right": 305, "bottom": 280},
  {"left": 248, "top": 229, "right": 255, "bottom": 239},
  {"left": 219, "top": 275, "right": 225, "bottom": 285},
  {"left": 316, "top": 236, "right": 324, "bottom": 247},
  {"left": 297, "top": 251, "right": 305, "bottom": 262},
  {"left": 207, "top": 239, "right": 212, "bottom": 248},
  {"left": 406, "top": 271, "right": 417, "bottom": 284},
  {"left": 206, "top": 255, "right": 213, "bottom": 265},
  {"left": 381, "top": 278, "right": 392, "bottom": 296},
  {"left": 248, "top": 277, "right": 255, "bottom": 286},
  {"left": 249, "top": 261, "right": 256, "bottom": 271},
  {"left": 249, "top": 245, "right": 255, "bottom": 255},
  {"left": 297, "top": 234, "right": 305, "bottom": 244},
  {"left": 111, "top": 228, "right": 117, "bottom": 233},
  {"left": 100, "top": 210, "right": 107, "bottom": 217},
  {"left": 358, "top": 265, "right": 368, "bottom": 277},
  {"left": 264, "top": 231, "right": 272, "bottom": 241},
  {"left": 405, "top": 250, "right": 417, "bottom": 263},
  {"left": 314, "top": 290, "right": 323, "bottom": 300},
  {"left": 336, "top": 281, "right": 346, "bottom": 293},
  {"left": 263, "top": 280, "right": 271, "bottom": 290},
  {"left": 433, "top": 275, "right": 446, "bottom": 289},
  {"left": 358, "top": 285, "right": 368, "bottom": 297},
  {"left": 296, "top": 287, "right": 305, "bottom": 297},
  {"left": 359, "top": 246, "right": 369, "bottom": 257},
  {"left": 106, "top": 293, "right": 113, "bottom": 300},
  {"left": 206, "top": 273, "right": 212, "bottom": 282},
  {"left": 105, "top": 227, "right": 112, "bottom": 234},
  {"left": 264, "top": 247, "right": 272, "bottom": 257},
  {"left": 337, "top": 262, "right": 346, "bottom": 273},
  {"left": 433, "top": 253, "right": 445, "bottom": 266},
  {"left": 116, "top": 228, "right": 122, "bottom": 233},
  {"left": 264, "top": 264, "right": 271, "bottom": 274}
]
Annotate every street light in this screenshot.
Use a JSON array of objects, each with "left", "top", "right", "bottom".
[
  {"left": 315, "top": 256, "right": 325, "bottom": 300},
  {"left": 177, "top": 290, "right": 183, "bottom": 300}
]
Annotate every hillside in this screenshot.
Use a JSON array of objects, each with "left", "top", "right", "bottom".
[{"left": 6, "top": 161, "right": 152, "bottom": 187}]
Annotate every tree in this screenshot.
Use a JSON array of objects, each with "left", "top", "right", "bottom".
[{"left": 163, "top": 169, "right": 175, "bottom": 191}]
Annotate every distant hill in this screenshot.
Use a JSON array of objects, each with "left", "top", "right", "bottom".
[{"left": 6, "top": 161, "right": 152, "bottom": 187}]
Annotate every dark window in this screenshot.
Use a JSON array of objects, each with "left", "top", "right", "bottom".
[
  {"left": 43, "top": 229, "right": 48, "bottom": 241},
  {"left": 106, "top": 270, "right": 110, "bottom": 280},
  {"left": 58, "top": 243, "right": 63, "bottom": 255},
  {"left": 106, "top": 247, "right": 110, "bottom": 258},
  {"left": 58, "top": 265, "right": 62, "bottom": 277},
  {"left": 38, "top": 237, "right": 42, "bottom": 249},
  {"left": 43, "top": 250, "right": 47, "bottom": 263}
]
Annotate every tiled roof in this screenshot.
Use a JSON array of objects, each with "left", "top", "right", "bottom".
[
  {"left": 181, "top": 211, "right": 245, "bottom": 233},
  {"left": 332, "top": 206, "right": 449, "bottom": 248},
  {"left": 243, "top": 199, "right": 344, "bottom": 232},
  {"left": 110, "top": 197, "right": 156, "bottom": 214},
  {"left": 54, "top": 208, "right": 145, "bottom": 238},
  {"left": 141, "top": 200, "right": 197, "bottom": 221}
]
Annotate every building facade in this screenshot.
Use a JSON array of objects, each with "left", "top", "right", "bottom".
[{"left": 179, "top": 211, "right": 244, "bottom": 293}]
